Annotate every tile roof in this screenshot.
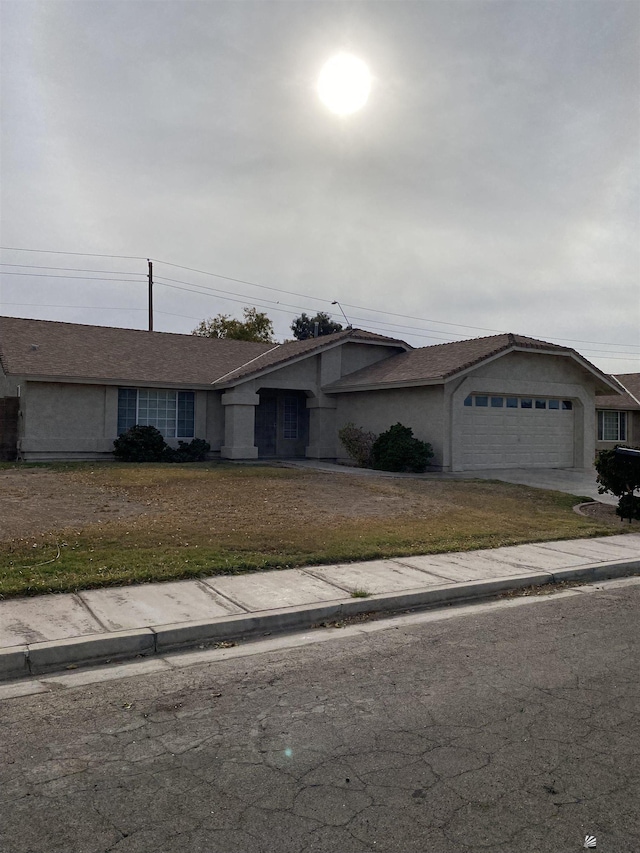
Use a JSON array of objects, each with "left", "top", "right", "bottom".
[
  {"left": 596, "top": 374, "right": 640, "bottom": 410},
  {"left": 325, "top": 333, "right": 608, "bottom": 389},
  {"left": 0, "top": 317, "right": 407, "bottom": 387}
]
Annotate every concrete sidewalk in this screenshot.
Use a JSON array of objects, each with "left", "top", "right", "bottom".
[{"left": 1, "top": 533, "right": 639, "bottom": 682}]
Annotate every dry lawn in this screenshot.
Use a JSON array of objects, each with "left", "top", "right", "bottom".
[{"left": 0, "top": 461, "right": 624, "bottom": 598}]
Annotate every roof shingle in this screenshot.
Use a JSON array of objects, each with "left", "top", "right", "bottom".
[
  {"left": 596, "top": 374, "right": 640, "bottom": 410},
  {"left": 0, "top": 317, "right": 406, "bottom": 387},
  {"left": 325, "top": 333, "right": 578, "bottom": 389}
]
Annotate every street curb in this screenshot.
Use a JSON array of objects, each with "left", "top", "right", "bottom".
[
  {"left": 0, "top": 646, "right": 29, "bottom": 680},
  {"left": 2, "top": 559, "right": 638, "bottom": 682},
  {"left": 153, "top": 571, "right": 553, "bottom": 651},
  {"left": 550, "top": 557, "right": 640, "bottom": 583},
  {"left": 27, "top": 628, "right": 156, "bottom": 675}
]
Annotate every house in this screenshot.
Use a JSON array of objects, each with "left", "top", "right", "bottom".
[
  {"left": 595, "top": 374, "right": 640, "bottom": 453},
  {"left": 0, "top": 316, "right": 622, "bottom": 470}
]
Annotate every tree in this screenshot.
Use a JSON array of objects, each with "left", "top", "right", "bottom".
[
  {"left": 595, "top": 447, "right": 640, "bottom": 521},
  {"left": 290, "top": 312, "right": 343, "bottom": 341},
  {"left": 192, "top": 307, "right": 274, "bottom": 343}
]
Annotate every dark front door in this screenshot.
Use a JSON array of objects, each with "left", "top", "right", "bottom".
[
  {"left": 254, "top": 390, "right": 309, "bottom": 458},
  {"left": 255, "top": 393, "right": 277, "bottom": 456},
  {"left": 0, "top": 397, "right": 19, "bottom": 461}
]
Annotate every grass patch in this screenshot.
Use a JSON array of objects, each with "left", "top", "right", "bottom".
[{"left": 0, "top": 462, "right": 620, "bottom": 598}]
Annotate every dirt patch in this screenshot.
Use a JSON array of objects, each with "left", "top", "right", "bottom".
[
  {"left": 0, "top": 465, "right": 621, "bottom": 545},
  {"left": 0, "top": 468, "right": 148, "bottom": 543},
  {"left": 575, "top": 500, "right": 639, "bottom": 529},
  {"left": 0, "top": 466, "right": 449, "bottom": 545},
  {"left": 0, "top": 463, "right": 621, "bottom": 598}
]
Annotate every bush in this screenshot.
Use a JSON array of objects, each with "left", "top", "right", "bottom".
[
  {"left": 616, "top": 493, "right": 640, "bottom": 522},
  {"left": 338, "top": 422, "right": 378, "bottom": 468},
  {"left": 595, "top": 446, "right": 640, "bottom": 522},
  {"left": 114, "top": 427, "right": 211, "bottom": 463},
  {"left": 371, "top": 423, "right": 434, "bottom": 473},
  {"left": 113, "top": 425, "right": 168, "bottom": 462},
  {"left": 165, "top": 438, "right": 211, "bottom": 463}
]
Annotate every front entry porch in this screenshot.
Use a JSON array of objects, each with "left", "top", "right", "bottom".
[{"left": 254, "top": 390, "right": 310, "bottom": 458}]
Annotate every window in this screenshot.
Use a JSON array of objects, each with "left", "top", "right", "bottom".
[
  {"left": 283, "top": 396, "right": 299, "bottom": 439},
  {"left": 562, "top": 400, "right": 573, "bottom": 411},
  {"left": 117, "top": 389, "right": 195, "bottom": 438},
  {"left": 520, "top": 398, "right": 532, "bottom": 409},
  {"left": 491, "top": 397, "right": 504, "bottom": 408},
  {"left": 506, "top": 398, "right": 518, "bottom": 408},
  {"left": 535, "top": 399, "right": 546, "bottom": 409},
  {"left": 464, "top": 396, "right": 473, "bottom": 407},
  {"left": 598, "top": 410, "right": 627, "bottom": 442},
  {"left": 548, "top": 399, "right": 560, "bottom": 410},
  {"left": 475, "top": 396, "right": 488, "bottom": 407}
]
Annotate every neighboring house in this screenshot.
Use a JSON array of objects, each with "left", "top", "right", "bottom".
[
  {"left": 0, "top": 316, "right": 622, "bottom": 471},
  {"left": 595, "top": 374, "right": 640, "bottom": 453}
]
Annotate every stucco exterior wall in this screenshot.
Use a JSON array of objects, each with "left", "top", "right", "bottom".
[
  {"left": 19, "top": 381, "right": 112, "bottom": 460},
  {"left": 204, "top": 390, "right": 225, "bottom": 453},
  {"left": 0, "top": 367, "right": 19, "bottom": 397},
  {"left": 251, "top": 353, "right": 320, "bottom": 391},
  {"left": 335, "top": 386, "right": 445, "bottom": 467},
  {"left": 17, "top": 381, "right": 221, "bottom": 461},
  {"left": 445, "top": 351, "right": 599, "bottom": 470},
  {"left": 340, "top": 343, "right": 406, "bottom": 377}
]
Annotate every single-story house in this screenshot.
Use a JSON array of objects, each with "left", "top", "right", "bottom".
[
  {"left": 0, "top": 315, "right": 623, "bottom": 470},
  {"left": 595, "top": 374, "right": 640, "bottom": 453}
]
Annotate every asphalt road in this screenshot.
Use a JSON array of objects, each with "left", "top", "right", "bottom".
[{"left": 1, "top": 581, "right": 638, "bottom": 853}]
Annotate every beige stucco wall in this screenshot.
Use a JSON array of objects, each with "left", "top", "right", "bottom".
[
  {"left": 18, "top": 381, "right": 112, "bottom": 459},
  {"left": 17, "top": 381, "right": 223, "bottom": 461},
  {"left": 204, "top": 390, "right": 225, "bottom": 452},
  {"left": 446, "top": 351, "right": 599, "bottom": 470},
  {"left": 220, "top": 344, "right": 417, "bottom": 460},
  {"left": 0, "top": 367, "right": 20, "bottom": 397},
  {"left": 340, "top": 343, "right": 406, "bottom": 377},
  {"left": 335, "top": 386, "right": 445, "bottom": 467}
]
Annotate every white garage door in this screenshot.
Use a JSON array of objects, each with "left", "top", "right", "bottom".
[{"left": 460, "top": 394, "right": 575, "bottom": 470}]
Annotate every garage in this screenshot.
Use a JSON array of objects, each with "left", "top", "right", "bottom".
[{"left": 460, "top": 394, "right": 575, "bottom": 469}]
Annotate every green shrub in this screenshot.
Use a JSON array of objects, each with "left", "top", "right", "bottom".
[
  {"left": 114, "top": 428, "right": 211, "bottom": 463},
  {"left": 595, "top": 446, "right": 640, "bottom": 522},
  {"left": 616, "top": 493, "right": 640, "bottom": 522},
  {"left": 165, "top": 438, "right": 211, "bottom": 463},
  {"left": 338, "top": 422, "right": 378, "bottom": 467},
  {"left": 371, "top": 423, "right": 434, "bottom": 473},
  {"left": 113, "top": 425, "right": 167, "bottom": 462}
]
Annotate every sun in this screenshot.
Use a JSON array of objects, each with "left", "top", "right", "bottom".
[{"left": 317, "top": 53, "right": 372, "bottom": 116}]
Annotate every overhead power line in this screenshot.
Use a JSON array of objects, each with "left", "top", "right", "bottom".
[
  {"left": 3, "top": 302, "right": 147, "bottom": 312},
  {"left": 0, "top": 262, "right": 146, "bottom": 275},
  {"left": 2, "top": 245, "right": 638, "bottom": 352},
  {"left": 0, "top": 272, "right": 144, "bottom": 283},
  {"left": 0, "top": 246, "right": 146, "bottom": 260}
]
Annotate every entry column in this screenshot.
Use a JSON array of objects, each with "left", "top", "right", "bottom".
[
  {"left": 305, "top": 393, "right": 337, "bottom": 459},
  {"left": 220, "top": 389, "right": 259, "bottom": 459}
]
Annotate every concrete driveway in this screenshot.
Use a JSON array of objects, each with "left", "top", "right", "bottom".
[
  {"left": 285, "top": 460, "right": 616, "bottom": 504},
  {"left": 448, "top": 466, "right": 617, "bottom": 504}
]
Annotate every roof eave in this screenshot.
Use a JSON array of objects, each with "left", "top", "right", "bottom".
[
  {"left": 443, "top": 344, "right": 622, "bottom": 393},
  {"left": 325, "top": 376, "right": 444, "bottom": 393},
  {"left": 15, "top": 373, "right": 221, "bottom": 390},
  {"left": 212, "top": 335, "right": 411, "bottom": 389}
]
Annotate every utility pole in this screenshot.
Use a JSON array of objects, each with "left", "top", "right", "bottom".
[{"left": 148, "top": 259, "right": 153, "bottom": 331}]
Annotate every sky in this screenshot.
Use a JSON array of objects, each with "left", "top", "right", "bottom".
[{"left": 1, "top": 0, "right": 639, "bottom": 374}]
